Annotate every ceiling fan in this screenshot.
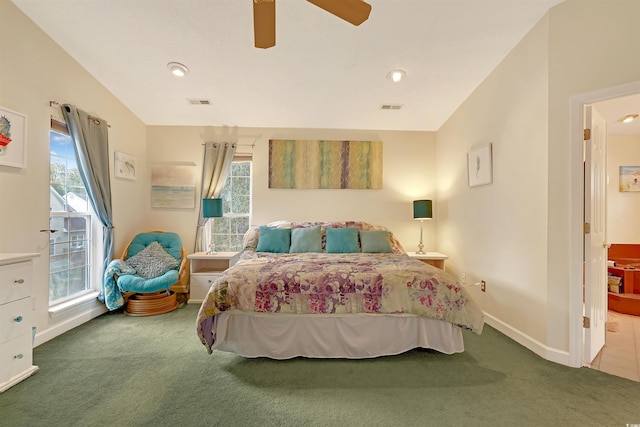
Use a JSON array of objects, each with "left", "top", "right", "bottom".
[{"left": 253, "top": 0, "right": 372, "bottom": 49}]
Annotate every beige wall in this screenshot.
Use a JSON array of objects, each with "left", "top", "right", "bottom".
[
  {"left": 0, "top": 2, "right": 149, "bottom": 343},
  {"left": 438, "top": 0, "right": 640, "bottom": 361},
  {"left": 607, "top": 134, "right": 640, "bottom": 243},
  {"left": 546, "top": 0, "right": 640, "bottom": 352},
  {"left": 147, "top": 126, "right": 438, "bottom": 253},
  {"left": 437, "top": 15, "right": 550, "bottom": 345}
]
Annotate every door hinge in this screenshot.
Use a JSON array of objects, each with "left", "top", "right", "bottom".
[
  {"left": 584, "top": 222, "right": 591, "bottom": 234},
  {"left": 583, "top": 316, "right": 590, "bottom": 328},
  {"left": 584, "top": 129, "right": 591, "bottom": 141}
]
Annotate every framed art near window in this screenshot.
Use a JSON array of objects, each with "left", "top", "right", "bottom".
[
  {"left": 0, "top": 106, "right": 27, "bottom": 169},
  {"left": 114, "top": 151, "right": 137, "bottom": 180},
  {"left": 467, "top": 143, "right": 493, "bottom": 187}
]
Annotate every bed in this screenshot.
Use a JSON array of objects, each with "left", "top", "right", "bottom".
[{"left": 196, "top": 221, "right": 484, "bottom": 359}]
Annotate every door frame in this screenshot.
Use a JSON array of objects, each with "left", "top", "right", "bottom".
[{"left": 569, "top": 80, "right": 640, "bottom": 368}]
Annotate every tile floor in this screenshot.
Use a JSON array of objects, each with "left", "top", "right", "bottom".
[{"left": 590, "top": 311, "right": 640, "bottom": 382}]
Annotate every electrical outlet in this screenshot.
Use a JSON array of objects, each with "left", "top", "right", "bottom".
[
  {"left": 480, "top": 280, "right": 486, "bottom": 292},
  {"left": 459, "top": 273, "right": 466, "bottom": 285}
]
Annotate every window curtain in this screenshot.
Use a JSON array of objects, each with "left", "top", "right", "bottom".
[
  {"left": 62, "top": 104, "right": 114, "bottom": 272},
  {"left": 195, "top": 142, "right": 237, "bottom": 252}
]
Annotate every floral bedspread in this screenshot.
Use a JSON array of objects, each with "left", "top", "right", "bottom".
[{"left": 196, "top": 252, "right": 484, "bottom": 353}]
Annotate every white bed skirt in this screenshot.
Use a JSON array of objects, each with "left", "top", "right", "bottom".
[{"left": 211, "top": 311, "right": 464, "bottom": 359}]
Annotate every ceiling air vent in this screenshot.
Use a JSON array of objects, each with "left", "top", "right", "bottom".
[
  {"left": 187, "top": 98, "right": 212, "bottom": 105},
  {"left": 380, "top": 104, "right": 402, "bottom": 110}
]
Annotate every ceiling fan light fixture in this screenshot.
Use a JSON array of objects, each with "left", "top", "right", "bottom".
[
  {"left": 619, "top": 113, "right": 639, "bottom": 124},
  {"left": 167, "top": 62, "right": 189, "bottom": 77},
  {"left": 387, "top": 69, "right": 406, "bottom": 83}
]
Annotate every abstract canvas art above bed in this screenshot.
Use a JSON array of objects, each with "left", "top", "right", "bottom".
[
  {"left": 268, "top": 140, "right": 383, "bottom": 189},
  {"left": 196, "top": 221, "right": 484, "bottom": 359}
]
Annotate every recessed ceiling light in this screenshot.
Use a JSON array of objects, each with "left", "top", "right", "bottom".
[
  {"left": 387, "top": 69, "right": 406, "bottom": 83},
  {"left": 167, "top": 62, "right": 189, "bottom": 77},
  {"left": 619, "top": 113, "right": 639, "bottom": 124}
]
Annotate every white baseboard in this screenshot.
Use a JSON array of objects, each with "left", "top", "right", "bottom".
[
  {"left": 34, "top": 302, "right": 107, "bottom": 347},
  {"left": 483, "top": 312, "right": 571, "bottom": 367}
]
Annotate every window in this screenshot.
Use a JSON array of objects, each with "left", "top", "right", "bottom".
[
  {"left": 49, "top": 122, "right": 99, "bottom": 306},
  {"left": 211, "top": 159, "right": 252, "bottom": 252}
]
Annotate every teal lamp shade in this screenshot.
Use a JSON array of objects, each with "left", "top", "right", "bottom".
[
  {"left": 413, "top": 199, "right": 432, "bottom": 255},
  {"left": 202, "top": 198, "right": 223, "bottom": 218},
  {"left": 413, "top": 200, "right": 432, "bottom": 220}
]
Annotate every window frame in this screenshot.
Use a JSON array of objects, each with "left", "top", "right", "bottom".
[
  {"left": 209, "top": 156, "right": 252, "bottom": 252},
  {"left": 48, "top": 119, "right": 103, "bottom": 311}
]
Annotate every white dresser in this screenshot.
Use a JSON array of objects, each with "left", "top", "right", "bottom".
[{"left": 0, "top": 253, "right": 39, "bottom": 393}]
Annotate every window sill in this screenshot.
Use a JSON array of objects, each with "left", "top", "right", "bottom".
[{"left": 49, "top": 291, "right": 101, "bottom": 318}]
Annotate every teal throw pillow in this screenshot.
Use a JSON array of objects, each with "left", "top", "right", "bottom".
[
  {"left": 290, "top": 226, "right": 322, "bottom": 253},
  {"left": 255, "top": 226, "right": 291, "bottom": 253},
  {"left": 325, "top": 227, "right": 360, "bottom": 253},
  {"left": 359, "top": 230, "right": 393, "bottom": 253}
]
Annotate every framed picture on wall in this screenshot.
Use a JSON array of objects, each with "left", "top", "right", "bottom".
[
  {"left": 467, "top": 143, "right": 493, "bottom": 188},
  {"left": 114, "top": 151, "right": 137, "bottom": 180},
  {"left": 0, "top": 106, "right": 27, "bottom": 169},
  {"left": 619, "top": 166, "right": 640, "bottom": 192},
  {"left": 151, "top": 163, "right": 196, "bottom": 209}
]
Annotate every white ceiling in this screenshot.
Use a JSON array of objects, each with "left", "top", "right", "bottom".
[{"left": 15, "top": 0, "right": 634, "bottom": 134}]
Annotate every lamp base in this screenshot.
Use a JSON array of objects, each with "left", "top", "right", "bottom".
[{"left": 416, "top": 221, "right": 425, "bottom": 255}]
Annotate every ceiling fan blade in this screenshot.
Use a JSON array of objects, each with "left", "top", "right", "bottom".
[
  {"left": 253, "top": 0, "right": 276, "bottom": 49},
  {"left": 307, "top": 0, "right": 371, "bottom": 26}
]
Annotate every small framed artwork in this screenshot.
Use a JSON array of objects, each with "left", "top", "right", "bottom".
[
  {"left": 0, "top": 106, "right": 27, "bottom": 169},
  {"left": 619, "top": 166, "right": 640, "bottom": 192},
  {"left": 467, "top": 143, "right": 493, "bottom": 187},
  {"left": 114, "top": 151, "right": 137, "bottom": 180}
]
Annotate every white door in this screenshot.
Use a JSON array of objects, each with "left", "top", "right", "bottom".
[{"left": 583, "top": 105, "right": 608, "bottom": 365}]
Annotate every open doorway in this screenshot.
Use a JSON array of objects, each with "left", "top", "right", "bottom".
[
  {"left": 569, "top": 81, "right": 640, "bottom": 370},
  {"left": 588, "top": 93, "right": 640, "bottom": 381}
]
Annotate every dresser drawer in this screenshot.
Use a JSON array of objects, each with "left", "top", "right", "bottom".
[
  {"left": 0, "top": 333, "right": 33, "bottom": 385},
  {"left": 0, "top": 261, "right": 32, "bottom": 305},
  {"left": 0, "top": 297, "right": 32, "bottom": 345}
]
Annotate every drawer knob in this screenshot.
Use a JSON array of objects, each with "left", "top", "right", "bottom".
[
  {"left": 14, "top": 354, "right": 24, "bottom": 359},
  {"left": 14, "top": 278, "right": 25, "bottom": 284},
  {"left": 14, "top": 315, "right": 23, "bottom": 323}
]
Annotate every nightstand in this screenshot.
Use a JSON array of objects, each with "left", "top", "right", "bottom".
[
  {"left": 406, "top": 252, "right": 448, "bottom": 271},
  {"left": 187, "top": 252, "right": 239, "bottom": 302}
]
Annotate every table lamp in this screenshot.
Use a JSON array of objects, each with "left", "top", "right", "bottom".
[
  {"left": 202, "top": 198, "right": 223, "bottom": 254},
  {"left": 413, "top": 199, "right": 432, "bottom": 255}
]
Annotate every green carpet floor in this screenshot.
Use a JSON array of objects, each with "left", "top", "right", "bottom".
[{"left": 1, "top": 304, "right": 639, "bottom": 427}]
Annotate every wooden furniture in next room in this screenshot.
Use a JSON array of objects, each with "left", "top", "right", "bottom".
[{"left": 607, "top": 243, "right": 640, "bottom": 316}]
